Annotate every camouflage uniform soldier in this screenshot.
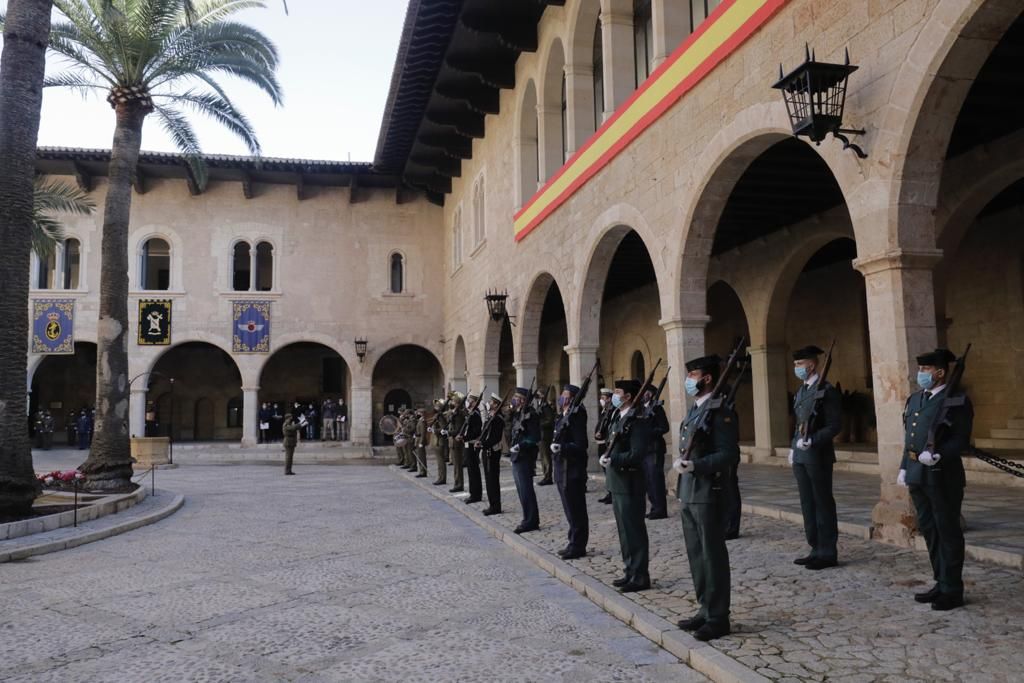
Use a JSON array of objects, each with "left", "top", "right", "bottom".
[
  {"left": 414, "top": 409, "right": 429, "bottom": 478},
  {"left": 282, "top": 413, "right": 299, "bottom": 475},
  {"left": 536, "top": 390, "right": 555, "bottom": 486},
  {"left": 432, "top": 399, "right": 450, "bottom": 485},
  {"left": 448, "top": 393, "right": 467, "bottom": 493}
]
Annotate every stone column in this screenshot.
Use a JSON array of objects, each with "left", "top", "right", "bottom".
[
  {"left": 514, "top": 361, "right": 538, "bottom": 392},
  {"left": 129, "top": 387, "right": 147, "bottom": 438},
  {"left": 564, "top": 64, "right": 595, "bottom": 156},
  {"left": 349, "top": 383, "right": 373, "bottom": 445},
  {"left": 660, "top": 316, "right": 709, "bottom": 454},
  {"left": 537, "top": 103, "right": 563, "bottom": 183},
  {"left": 651, "top": 0, "right": 690, "bottom": 69},
  {"left": 241, "top": 385, "right": 260, "bottom": 447},
  {"left": 748, "top": 345, "right": 790, "bottom": 459},
  {"left": 600, "top": 3, "right": 635, "bottom": 119},
  {"left": 564, "top": 344, "right": 599, "bottom": 386},
  {"left": 476, "top": 372, "right": 501, "bottom": 398},
  {"left": 853, "top": 249, "right": 943, "bottom": 545}
]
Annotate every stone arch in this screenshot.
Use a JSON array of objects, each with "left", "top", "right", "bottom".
[
  {"left": 370, "top": 344, "right": 445, "bottom": 445},
  {"left": 143, "top": 335, "right": 235, "bottom": 379},
  {"left": 567, "top": 0, "right": 602, "bottom": 66},
  {"left": 518, "top": 79, "right": 540, "bottom": 206},
  {"left": 539, "top": 37, "right": 568, "bottom": 179},
  {"left": 482, "top": 314, "right": 516, "bottom": 395},
  {"left": 256, "top": 333, "right": 355, "bottom": 379},
  {"left": 516, "top": 271, "right": 563, "bottom": 366},
  {"left": 148, "top": 341, "right": 243, "bottom": 442},
  {"left": 129, "top": 225, "right": 185, "bottom": 291},
  {"left": 452, "top": 335, "right": 469, "bottom": 394}
]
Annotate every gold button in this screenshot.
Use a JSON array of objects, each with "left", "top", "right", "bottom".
[{"left": 911, "top": 432, "right": 916, "bottom": 437}]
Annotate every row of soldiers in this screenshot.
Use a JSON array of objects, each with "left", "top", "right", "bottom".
[{"left": 393, "top": 344, "right": 973, "bottom": 641}]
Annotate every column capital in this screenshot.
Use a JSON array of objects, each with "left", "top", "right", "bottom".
[
  {"left": 536, "top": 103, "right": 561, "bottom": 116},
  {"left": 240, "top": 385, "right": 261, "bottom": 392},
  {"left": 659, "top": 315, "right": 711, "bottom": 332},
  {"left": 513, "top": 361, "right": 538, "bottom": 371},
  {"left": 852, "top": 248, "right": 943, "bottom": 277},
  {"left": 129, "top": 386, "right": 149, "bottom": 394},
  {"left": 564, "top": 64, "right": 593, "bottom": 78},
  {"left": 747, "top": 343, "right": 789, "bottom": 356},
  {"left": 600, "top": 10, "right": 633, "bottom": 27},
  {"left": 563, "top": 343, "right": 600, "bottom": 355}
]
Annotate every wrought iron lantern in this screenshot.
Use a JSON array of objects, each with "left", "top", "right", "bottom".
[
  {"left": 484, "top": 290, "right": 510, "bottom": 323},
  {"left": 354, "top": 338, "right": 368, "bottom": 363},
  {"left": 773, "top": 46, "right": 867, "bottom": 158}
]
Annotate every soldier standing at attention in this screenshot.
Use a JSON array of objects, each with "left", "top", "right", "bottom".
[
  {"left": 673, "top": 355, "right": 740, "bottom": 642},
  {"left": 509, "top": 387, "right": 541, "bottom": 533},
  {"left": 594, "top": 388, "right": 616, "bottom": 504},
  {"left": 414, "top": 408, "right": 430, "bottom": 478},
  {"left": 536, "top": 390, "right": 555, "bottom": 486},
  {"left": 448, "top": 393, "right": 467, "bottom": 493},
  {"left": 282, "top": 412, "right": 299, "bottom": 475},
  {"left": 602, "top": 379, "right": 652, "bottom": 593},
  {"left": 321, "top": 398, "right": 336, "bottom": 441},
  {"left": 789, "top": 345, "right": 842, "bottom": 569},
  {"left": 400, "top": 410, "right": 416, "bottom": 470},
  {"left": 432, "top": 399, "right": 449, "bottom": 486},
  {"left": 460, "top": 393, "right": 484, "bottom": 503},
  {"left": 479, "top": 393, "right": 505, "bottom": 516},
  {"left": 642, "top": 386, "right": 671, "bottom": 520},
  {"left": 335, "top": 398, "right": 348, "bottom": 442},
  {"left": 552, "top": 384, "right": 589, "bottom": 559},
  {"left": 899, "top": 348, "right": 973, "bottom": 611}
]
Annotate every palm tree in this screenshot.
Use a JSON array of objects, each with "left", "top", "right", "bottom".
[
  {"left": 46, "top": 0, "right": 281, "bottom": 489},
  {"left": 31, "top": 177, "right": 96, "bottom": 258},
  {"left": 0, "top": 0, "right": 54, "bottom": 519}
]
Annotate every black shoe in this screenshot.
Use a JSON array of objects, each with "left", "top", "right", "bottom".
[
  {"left": 647, "top": 513, "right": 668, "bottom": 520},
  {"left": 415, "top": 473, "right": 427, "bottom": 478},
  {"left": 619, "top": 580, "right": 651, "bottom": 593},
  {"left": 537, "top": 479, "right": 554, "bottom": 486},
  {"left": 513, "top": 525, "right": 539, "bottom": 534},
  {"left": 931, "top": 593, "right": 965, "bottom": 611},
  {"left": 725, "top": 532, "right": 739, "bottom": 540},
  {"left": 693, "top": 622, "right": 730, "bottom": 642},
  {"left": 805, "top": 558, "right": 838, "bottom": 571},
  {"left": 598, "top": 494, "right": 612, "bottom": 504},
  {"left": 464, "top": 498, "right": 482, "bottom": 504},
  {"left": 432, "top": 480, "right": 446, "bottom": 486},
  {"left": 914, "top": 584, "right": 941, "bottom": 603},
  {"left": 677, "top": 615, "right": 706, "bottom": 631},
  {"left": 284, "top": 471, "right": 295, "bottom": 476},
  {"left": 449, "top": 487, "right": 464, "bottom": 493},
  {"left": 612, "top": 576, "right": 630, "bottom": 587},
  {"left": 556, "top": 547, "right": 571, "bottom": 557},
  {"left": 561, "top": 549, "right": 587, "bottom": 560},
  {"left": 794, "top": 555, "right": 814, "bottom": 566}
]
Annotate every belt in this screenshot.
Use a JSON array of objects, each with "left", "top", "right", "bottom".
[{"left": 908, "top": 450, "right": 919, "bottom": 462}]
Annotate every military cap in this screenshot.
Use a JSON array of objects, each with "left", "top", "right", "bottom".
[
  {"left": 563, "top": 384, "right": 580, "bottom": 395},
  {"left": 490, "top": 392, "right": 502, "bottom": 402},
  {"left": 685, "top": 354, "right": 722, "bottom": 373},
  {"left": 467, "top": 392, "right": 479, "bottom": 401},
  {"left": 451, "top": 391, "right": 465, "bottom": 402},
  {"left": 515, "top": 386, "right": 532, "bottom": 397},
  {"left": 793, "top": 345, "right": 825, "bottom": 361},
  {"left": 599, "top": 387, "right": 613, "bottom": 396},
  {"left": 614, "top": 379, "right": 642, "bottom": 396},
  {"left": 916, "top": 348, "right": 956, "bottom": 367}
]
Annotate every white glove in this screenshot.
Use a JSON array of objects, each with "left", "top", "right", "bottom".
[
  {"left": 340, "top": 417, "right": 346, "bottom": 422},
  {"left": 797, "top": 437, "right": 812, "bottom": 450},
  {"left": 427, "top": 427, "right": 434, "bottom": 434},
  {"left": 441, "top": 430, "right": 448, "bottom": 436},
  {"left": 672, "top": 458, "right": 692, "bottom": 474},
  {"left": 599, "top": 454, "right": 611, "bottom": 468},
  {"left": 550, "top": 443, "right": 562, "bottom": 454},
  {"left": 897, "top": 469, "right": 907, "bottom": 487},
  {"left": 510, "top": 444, "right": 520, "bottom": 454},
  {"left": 918, "top": 451, "right": 942, "bottom": 466},
  {"left": 788, "top": 449, "right": 794, "bottom": 466}
]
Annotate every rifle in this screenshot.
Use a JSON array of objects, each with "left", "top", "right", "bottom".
[
  {"left": 680, "top": 337, "right": 747, "bottom": 463},
  {"left": 474, "top": 387, "right": 513, "bottom": 447},
  {"left": 456, "top": 385, "right": 485, "bottom": 441},
  {"left": 553, "top": 359, "right": 600, "bottom": 444},
  {"left": 924, "top": 344, "right": 972, "bottom": 454},
  {"left": 724, "top": 353, "right": 751, "bottom": 411},
  {"left": 510, "top": 376, "right": 537, "bottom": 444},
  {"left": 798, "top": 339, "right": 836, "bottom": 441},
  {"left": 641, "top": 367, "right": 671, "bottom": 419},
  {"left": 604, "top": 359, "right": 662, "bottom": 454}
]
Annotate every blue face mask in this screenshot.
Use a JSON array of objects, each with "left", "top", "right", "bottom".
[
  {"left": 684, "top": 377, "right": 700, "bottom": 396},
  {"left": 611, "top": 394, "right": 623, "bottom": 409},
  {"left": 917, "top": 371, "right": 935, "bottom": 390},
  {"left": 794, "top": 366, "right": 809, "bottom": 381}
]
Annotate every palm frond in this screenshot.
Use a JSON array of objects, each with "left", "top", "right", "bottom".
[
  {"left": 31, "top": 178, "right": 96, "bottom": 258},
  {"left": 153, "top": 104, "right": 209, "bottom": 189}
]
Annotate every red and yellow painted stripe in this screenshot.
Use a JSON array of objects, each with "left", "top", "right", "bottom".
[{"left": 514, "top": 0, "right": 789, "bottom": 241}]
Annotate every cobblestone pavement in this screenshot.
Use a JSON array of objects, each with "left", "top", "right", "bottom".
[
  {"left": 1, "top": 464, "right": 705, "bottom": 683},
  {"left": 436, "top": 460, "right": 1024, "bottom": 683}
]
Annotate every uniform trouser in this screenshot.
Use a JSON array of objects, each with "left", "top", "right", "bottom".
[
  {"left": 259, "top": 427, "right": 269, "bottom": 444},
  {"left": 724, "top": 465, "right": 742, "bottom": 537},
  {"left": 321, "top": 418, "right": 334, "bottom": 440},
  {"left": 555, "top": 458, "right": 590, "bottom": 552},
  {"left": 402, "top": 443, "right": 413, "bottom": 467},
  {"left": 415, "top": 446, "right": 428, "bottom": 475},
  {"left": 681, "top": 501, "right": 731, "bottom": 626},
  {"left": 793, "top": 458, "right": 838, "bottom": 560},
  {"left": 483, "top": 449, "right": 502, "bottom": 510},
  {"left": 336, "top": 420, "right": 347, "bottom": 441},
  {"left": 451, "top": 442, "right": 465, "bottom": 489},
  {"left": 511, "top": 452, "right": 540, "bottom": 528},
  {"left": 439, "top": 437, "right": 450, "bottom": 465},
  {"left": 611, "top": 490, "right": 649, "bottom": 584},
  {"left": 643, "top": 451, "right": 667, "bottom": 516},
  {"left": 284, "top": 446, "right": 295, "bottom": 473},
  {"left": 910, "top": 483, "right": 965, "bottom": 596},
  {"left": 434, "top": 440, "right": 448, "bottom": 483},
  {"left": 538, "top": 439, "right": 553, "bottom": 481},
  {"left": 465, "top": 446, "right": 482, "bottom": 500}
]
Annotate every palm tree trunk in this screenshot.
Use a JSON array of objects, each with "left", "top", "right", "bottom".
[
  {"left": 79, "top": 104, "right": 148, "bottom": 490},
  {"left": 0, "top": 0, "right": 52, "bottom": 518}
]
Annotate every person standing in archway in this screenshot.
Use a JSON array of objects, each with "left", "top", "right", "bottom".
[
  {"left": 536, "top": 389, "right": 556, "bottom": 486},
  {"left": 431, "top": 398, "right": 450, "bottom": 486},
  {"left": 480, "top": 393, "right": 505, "bottom": 516},
  {"left": 282, "top": 412, "right": 299, "bottom": 475},
  {"left": 336, "top": 398, "right": 348, "bottom": 441},
  {"left": 789, "top": 345, "right": 842, "bottom": 570},
  {"left": 641, "top": 386, "right": 670, "bottom": 520},
  {"left": 448, "top": 393, "right": 467, "bottom": 493},
  {"left": 414, "top": 408, "right": 430, "bottom": 478},
  {"left": 509, "top": 387, "right": 541, "bottom": 533},
  {"left": 552, "top": 384, "right": 589, "bottom": 559},
  {"left": 594, "top": 388, "right": 616, "bottom": 505},
  {"left": 461, "top": 393, "right": 484, "bottom": 504},
  {"left": 321, "top": 398, "right": 336, "bottom": 441}
]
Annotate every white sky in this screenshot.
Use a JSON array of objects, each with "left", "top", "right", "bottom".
[{"left": 18, "top": 0, "right": 410, "bottom": 162}]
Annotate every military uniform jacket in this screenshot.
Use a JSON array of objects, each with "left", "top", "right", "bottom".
[
  {"left": 480, "top": 413, "right": 505, "bottom": 452},
  {"left": 595, "top": 406, "right": 616, "bottom": 442},
  {"left": 901, "top": 389, "right": 973, "bottom": 488},
  {"left": 791, "top": 379, "right": 842, "bottom": 464},
  {"left": 415, "top": 418, "right": 429, "bottom": 447},
  {"left": 464, "top": 410, "right": 483, "bottom": 443},
  {"left": 449, "top": 408, "right": 467, "bottom": 442},
  {"left": 606, "top": 410, "right": 652, "bottom": 495},
  {"left": 553, "top": 406, "right": 589, "bottom": 462},
  {"left": 676, "top": 400, "right": 740, "bottom": 505},
  {"left": 645, "top": 403, "right": 670, "bottom": 456},
  {"left": 434, "top": 410, "right": 450, "bottom": 442},
  {"left": 538, "top": 402, "right": 556, "bottom": 441},
  {"left": 283, "top": 420, "right": 299, "bottom": 447},
  {"left": 511, "top": 406, "right": 541, "bottom": 461}
]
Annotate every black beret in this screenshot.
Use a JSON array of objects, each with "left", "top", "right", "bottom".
[
  {"left": 614, "top": 379, "right": 642, "bottom": 396},
  {"left": 563, "top": 384, "right": 580, "bottom": 395},
  {"left": 916, "top": 348, "right": 956, "bottom": 367},
  {"left": 792, "top": 345, "right": 825, "bottom": 361},
  {"left": 685, "top": 354, "right": 721, "bottom": 373}
]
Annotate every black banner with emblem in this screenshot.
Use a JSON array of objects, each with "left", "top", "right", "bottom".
[{"left": 138, "top": 300, "right": 172, "bottom": 345}]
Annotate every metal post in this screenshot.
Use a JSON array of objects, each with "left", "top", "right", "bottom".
[
  {"left": 169, "top": 378, "right": 175, "bottom": 465},
  {"left": 151, "top": 465, "right": 155, "bottom": 496},
  {"left": 73, "top": 479, "right": 79, "bottom": 528}
]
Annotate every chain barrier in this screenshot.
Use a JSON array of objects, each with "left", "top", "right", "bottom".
[{"left": 969, "top": 447, "right": 1024, "bottom": 479}]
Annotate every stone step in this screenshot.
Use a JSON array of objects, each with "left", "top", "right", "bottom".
[
  {"left": 1007, "top": 419, "right": 1024, "bottom": 430},
  {"left": 976, "top": 437, "right": 1024, "bottom": 450},
  {"left": 991, "top": 428, "right": 1024, "bottom": 439}
]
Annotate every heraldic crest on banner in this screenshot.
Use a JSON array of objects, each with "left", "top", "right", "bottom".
[
  {"left": 232, "top": 300, "right": 271, "bottom": 353},
  {"left": 138, "top": 300, "right": 172, "bottom": 346},
  {"left": 32, "top": 299, "right": 75, "bottom": 354}
]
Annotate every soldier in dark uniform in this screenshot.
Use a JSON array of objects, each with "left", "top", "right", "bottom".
[
  {"left": 602, "top": 379, "right": 652, "bottom": 593},
  {"left": 594, "top": 388, "right": 615, "bottom": 504},
  {"left": 509, "top": 387, "right": 541, "bottom": 533},
  {"left": 259, "top": 402, "right": 272, "bottom": 444},
  {"left": 899, "top": 348, "right": 973, "bottom": 611},
  {"left": 282, "top": 412, "right": 299, "bottom": 475},
  {"left": 448, "top": 393, "right": 467, "bottom": 493},
  {"left": 460, "top": 393, "right": 484, "bottom": 503},
  {"left": 66, "top": 411, "right": 76, "bottom": 446},
  {"left": 536, "top": 390, "right": 555, "bottom": 486},
  {"left": 414, "top": 409, "right": 429, "bottom": 478},
  {"left": 433, "top": 398, "right": 451, "bottom": 474},
  {"left": 76, "top": 410, "right": 90, "bottom": 450},
  {"left": 552, "top": 384, "right": 589, "bottom": 559},
  {"left": 479, "top": 393, "right": 505, "bottom": 515},
  {"left": 673, "top": 355, "right": 740, "bottom": 642},
  {"left": 40, "top": 411, "right": 55, "bottom": 450},
  {"left": 789, "top": 345, "right": 843, "bottom": 569},
  {"left": 641, "top": 386, "right": 670, "bottom": 520}
]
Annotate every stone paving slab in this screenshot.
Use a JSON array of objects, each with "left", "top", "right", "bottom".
[{"left": 397, "top": 459, "right": 1024, "bottom": 683}]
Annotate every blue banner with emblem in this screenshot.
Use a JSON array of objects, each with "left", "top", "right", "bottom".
[
  {"left": 31, "top": 299, "right": 75, "bottom": 354},
  {"left": 232, "top": 300, "right": 271, "bottom": 353}
]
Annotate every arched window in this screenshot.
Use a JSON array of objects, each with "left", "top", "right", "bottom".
[
  {"left": 593, "top": 19, "right": 604, "bottom": 129},
  {"left": 631, "top": 350, "right": 646, "bottom": 381},
  {"left": 634, "top": 0, "right": 653, "bottom": 87},
  {"left": 62, "top": 238, "right": 81, "bottom": 289},
  {"left": 35, "top": 250, "right": 56, "bottom": 289},
  {"left": 141, "top": 238, "right": 171, "bottom": 291},
  {"left": 451, "top": 207, "right": 463, "bottom": 270},
  {"left": 255, "top": 241, "right": 274, "bottom": 291},
  {"left": 390, "top": 252, "right": 405, "bottom": 293},
  {"left": 690, "top": 0, "right": 722, "bottom": 32},
  {"left": 519, "top": 81, "right": 539, "bottom": 205},
  {"left": 232, "top": 242, "right": 251, "bottom": 291},
  {"left": 473, "top": 177, "right": 486, "bottom": 246},
  {"left": 561, "top": 71, "right": 569, "bottom": 163},
  {"left": 226, "top": 396, "right": 243, "bottom": 428}
]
